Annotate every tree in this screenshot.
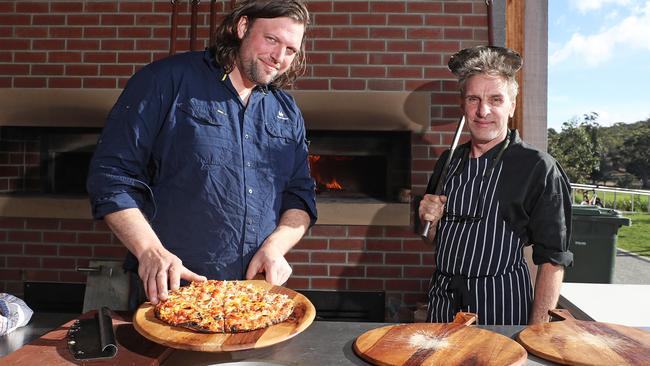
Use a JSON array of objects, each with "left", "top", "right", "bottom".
[
  {"left": 548, "top": 116, "right": 601, "bottom": 184},
  {"left": 618, "top": 124, "right": 650, "bottom": 188}
]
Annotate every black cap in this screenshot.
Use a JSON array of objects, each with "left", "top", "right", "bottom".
[{"left": 448, "top": 45, "right": 522, "bottom": 76}]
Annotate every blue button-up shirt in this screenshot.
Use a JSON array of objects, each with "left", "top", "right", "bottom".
[{"left": 87, "top": 50, "right": 317, "bottom": 280}]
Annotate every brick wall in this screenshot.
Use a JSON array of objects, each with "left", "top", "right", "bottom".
[{"left": 0, "top": 0, "right": 488, "bottom": 320}]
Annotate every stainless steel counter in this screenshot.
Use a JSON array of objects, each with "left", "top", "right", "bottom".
[{"left": 0, "top": 312, "right": 563, "bottom": 365}]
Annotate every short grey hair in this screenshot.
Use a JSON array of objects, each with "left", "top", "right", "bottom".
[{"left": 449, "top": 46, "right": 522, "bottom": 99}]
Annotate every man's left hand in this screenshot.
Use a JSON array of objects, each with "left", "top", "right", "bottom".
[{"left": 245, "top": 243, "right": 292, "bottom": 285}]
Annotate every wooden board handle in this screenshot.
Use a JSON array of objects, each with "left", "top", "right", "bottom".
[
  {"left": 548, "top": 309, "right": 575, "bottom": 321},
  {"left": 452, "top": 312, "right": 477, "bottom": 326}
]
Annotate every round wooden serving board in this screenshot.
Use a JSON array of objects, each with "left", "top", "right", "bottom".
[
  {"left": 132, "top": 280, "right": 315, "bottom": 352},
  {"left": 354, "top": 313, "right": 527, "bottom": 366},
  {"left": 518, "top": 309, "right": 650, "bottom": 366}
]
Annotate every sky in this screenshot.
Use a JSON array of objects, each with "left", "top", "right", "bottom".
[{"left": 547, "top": 0, "right": 650, "bottom": 130}]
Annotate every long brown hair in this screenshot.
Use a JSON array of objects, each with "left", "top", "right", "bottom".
[{"left": 211, "top": 0, "right": 309, "bottom": 88}]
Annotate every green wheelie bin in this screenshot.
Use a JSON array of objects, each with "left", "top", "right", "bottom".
[{"left": 564, "top": 205, "right": 631, "bottom": 283}]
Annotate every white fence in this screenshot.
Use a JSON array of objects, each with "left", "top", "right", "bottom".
[{"left": 571, "top": 183, "right": 650, "bottom": 213}]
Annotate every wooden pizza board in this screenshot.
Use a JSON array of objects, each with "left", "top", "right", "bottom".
[
  {"left": 354, "top": 312, "right": 527, "bottom": 366},
  {"left": 518, "top": 309, "right": 650, "bottom": 366},
  {"left": 132, "top": 280, "right": 316, "bottom": 352}
]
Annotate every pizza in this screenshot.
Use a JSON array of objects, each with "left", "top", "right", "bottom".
[{"left": 153, "top": 280, "right": 295, "bottom": 333}]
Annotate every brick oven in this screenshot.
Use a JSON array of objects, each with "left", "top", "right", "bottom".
[{"left": 0, "top": 0, "right": 548, "bottom": 322}]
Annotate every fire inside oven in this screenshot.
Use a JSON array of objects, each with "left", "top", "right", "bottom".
[{"left": 308, "top": 154, "right": 386, "bottom": 198}]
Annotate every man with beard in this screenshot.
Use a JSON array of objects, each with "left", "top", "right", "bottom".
[
  {"left": 87, "top": 0, "right": 316, "bottom": 308},
  {"left": 419, "top": 46, "right": 573, "bottom": 325}
]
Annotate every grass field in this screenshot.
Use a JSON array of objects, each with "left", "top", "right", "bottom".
[
  {"left": 573, "top": 191, "right": 649, "bottom": 212},
  {"left": 616, "top": 212, "right": 650, "bottom": 258}
]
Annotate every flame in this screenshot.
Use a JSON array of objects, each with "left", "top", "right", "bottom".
[{"left": 325, "top": 178, "right": 343, "bottom": 190}]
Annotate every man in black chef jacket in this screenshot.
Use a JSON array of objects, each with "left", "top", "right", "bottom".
[{"left": 419, "top": 46, "right": 573, "bottom": 325}]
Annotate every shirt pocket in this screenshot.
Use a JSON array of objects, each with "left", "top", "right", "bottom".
[
  {"left": 175, "top": 99, "right": 233, "bottom": 169},
  {"left": 264, "top": 120, "right": 297, "bottom": 179}
]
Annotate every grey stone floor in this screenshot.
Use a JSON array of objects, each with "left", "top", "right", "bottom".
[{"left": 613, "top": 248, "right": 650, "bottom": 284}]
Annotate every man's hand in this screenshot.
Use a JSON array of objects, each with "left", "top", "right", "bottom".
[
  {"left": 245, "top": 243, "right": 292, "bottom": 285},
  {"left": 419, "top": 194, "right": 447, "bottom": 241},
  {"left": 137, "top": 246, "right": 206, "bottom": 305}
]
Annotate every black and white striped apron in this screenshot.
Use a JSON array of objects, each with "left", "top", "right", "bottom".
[{"left": 427, "top": 148, "right": 533, "bottom": 325}]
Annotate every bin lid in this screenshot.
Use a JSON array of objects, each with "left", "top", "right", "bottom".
[{"left": 571, "top": 205, "right": 631, "bottom": 226}]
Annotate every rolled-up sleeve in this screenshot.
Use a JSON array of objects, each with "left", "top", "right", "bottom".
[
  {"left": 86, "top": 66, "right": 163, "bottom": 220},
  {"left": 528, "top": 161, "right": 574, "bottom": 267},
  {"left": 280, "top": 113, "right": 317, "bottom": 226}
]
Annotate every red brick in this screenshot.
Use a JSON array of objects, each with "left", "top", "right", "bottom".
[
  {"left": 68, "top": 39, "right": 100, "bottom": 50},
  {"left": 350, "top": 66, "right": 385, "bottom": 78},
  {"left": 78, "top": 232, "right": 112, "bottom": 244},
  {"left": 285, "top": 251, "right": 309, "bottom": 263},
  {"left": 408, "top": 28, "right": 443, "bottom": 40},
  {"left": 50, "top": 27, "right": 83, "bottom": 38},
  {"left": 285, "top": 277, "right": 309, "bottom": 289},
  {"left": 118, "top": 27, "right": 152, "bottom": 38},
  {"left": 32, "top": 39, "right": 65, "bottom": 50},
  {"left": 0, "top": 64, "right": 28, "bottom": 75},
  {"left": 348, "top": 226, "right": 384, "bottom": 238},
  {"left": 426, "top": 15, "right": 461, "bottom": 27},
  {"left": 26, "top": 218, "right": 59, "bottom": 230},
  {"left": 291, "top": 264, "right": 327, "bottom": 277},
  {"left": 8, "top": 231, "right": 41, "bottom": 242},
  {"left": 0, "top": 269, "right": 21, "bottom": 281},
  {"left": 0, "top": 243, "right": 22, "bottom": 254},
  {"left": 43, "top": 257, "right": 76, "bottom": 269},
  {"left": 385, "top": 253, "right": 420, "bottom": 265},
  {"left": 388, "top": 67, "right": 422, "bottom": 79},
  {"left": 351, "top": 14, "right": 386, "bottom": 25},
  {"left": 14, "top": 27, "right": 47, "bottom": 38},
  {"left": 347, "top": 252, "right": 383, "bottom": 264},
  {"left": 32, "top": 64, "right": 64, "bottom": 75},
  {"left": 135, "top": 39, "right": 168, "bottom": 51},
  {"left": 367, "top": 239, "right": 402, "bottom": 251},
  {"left": 422, "top": 254, "right": 436, "bottom": 266},
  {"left": 367, "top": 266, "right": 402, "bottom": 278},
  {"left": 101, "top": 14, "right": 134, "bottom": 26},
  {"left": 331, "top": 78, "right": 365, "bottom": 90},
  {"left": 61, "top": 219, "right": 94, "bottom": 231},
  {"left": 25, "top": 244, "right": 57, "bottom": 256},
  {"left": 14, "top": 78, "right": 46, "bottom": 88},
  {"left": 314, "top": 14, "right": 350, "bottom": 26},
  {"left": 386, "top": 41, "right": 422, "bottom": 53},
  {"left": 386, "top": 227, "right": 418, "bottom": 238},
  {"left": 372, "top": 2, "right": 406, "bottom": 13},
  {"left": 84, "top": 27, "right": 117, "bottom": 38},
  {"left": 329, "top": 265, "right": 364, "bottom": 277},
  {"left": 100, "top": 64, "right": 134, "bottom": 76},
  {"left": 7, "top": 256, "right": 41, "bottom": 268},
  {"left": 332, "top": 28, "right": 368, "bottom": 38},
  {"left": 120, "top": 2, "right": 154, "bottom": 12},
  {"left": 329, "top": 239, "right": 364, "bottom": 251},
  {"left": 59, "top": 245, "right": 92, "bottom": 257},
  {"left": 16, "top": 2, "right": 47, "bottom": 12},
  {"left": 14, "top": 52, "right": 46, "bottom": 63},
  {"left": 43, "top": 231, "right": 76, "bottom": 243},
  {"left": 350, "top": 40, "right": 385, "bottom": 52},
  {"left": 404, "top": 267, "right": 433, "bottom": 278},
  {"left": 0, "top": 218, "right": 24, "bottom": 229},
  {"left": 311, "top": 278, "right": 346, "bottom": 290},
  {"left": 66, "top": 64, "right": 98, "bottom": 76},
  {"left": 118, "top": 52, "right": 152, "bottom": 64},
  {"left": 309, "top": 225, "right": 347, "bottom": 237},
  {"left": 293, "top": 78, "right": 329, "bottom": 90},
  {"left": 369, "top": 53, "right": 403, "bottom": 65},
  {"left": 102, "top": 40, "right": 134, "bottom": 51},
  {"left": 306, "top": 52, "right": 330, "bottom": 64},
  {"left": 295, "top": 238, "right": 328, "bottom": 250},
  {"left": 49, "top": 77, "right": 82, "bottom": 88},
  {"left": 403, "top": 239, "right": 432, "bottom": 252},
  {"left": 332, "top": 53, "right": 366, "bottom": 64},
  {"left": 83, "top": 78, "right": 116, "bottom": 88},
  {"left": 388, "top": 14, "right": 423, "bottom": 25},
  {"left": 25, "top": 270, "right": 58, "bottom": 281},
  {"left": 445, "top": 2, "right": 473, "bottom": 14},
  {"left": 0, "top": 15, "right": 30, "bottom": 26},
  {"left": 348, "top": 279, "right": 383, "bottom": 290},
  {"left": 51, "top": 2, "right": 84, "bottom": 12},
  {"left": 311, "top": 251, "right": 346, "bottom": 264},
  {"left": 33, "top": 15, "right": 66, "bottom": 26},
  {"left": 408, "top": 3, "right": 443, "bottom": 13},
  {"left": 313, "top": 40, "right": 349, "bottom": 51},
  {"left": 48, "top": 52, "right": 82, "bottom": 63},
  {"left": 68, "top": 15, "right": 101, "bottom": 26},
  {"left": 371, "top": 28, "right": 406, "bottom": 39},
  {"left": 136, "top": 14, "right": 168, "bottom": 26},
  {"left": 367, "top": 79, "right": 403, "bottom": 91},
  {"left": 84, "top": 52, "right": 117, "bottom": 63},
  {"left": 94, "top": 220, "right": 112, "bottom": 232},
  {"left": 444, "top": 28, "right": 473, "bottom": 40},
  {"left": 93, "top": 245, "right": 127, "bottom": 258},
  {"left": 312, "top": 65, "right": 348, "bottom": 78}
]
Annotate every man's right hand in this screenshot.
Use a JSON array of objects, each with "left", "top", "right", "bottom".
[
  {"left": 137, "top": 246, "right": 206, "bottom": 304},
  {"left": 419, "top": 194, "right": 447, "bottom": 226}
]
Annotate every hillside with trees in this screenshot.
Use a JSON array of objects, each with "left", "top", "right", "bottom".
[{"left": 548, "top": 114, "right": 650, "bottom": 188}]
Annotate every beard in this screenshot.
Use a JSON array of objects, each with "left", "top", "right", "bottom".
[{"left": 239, "top": 55, "right": 279, "bottom": 87}]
